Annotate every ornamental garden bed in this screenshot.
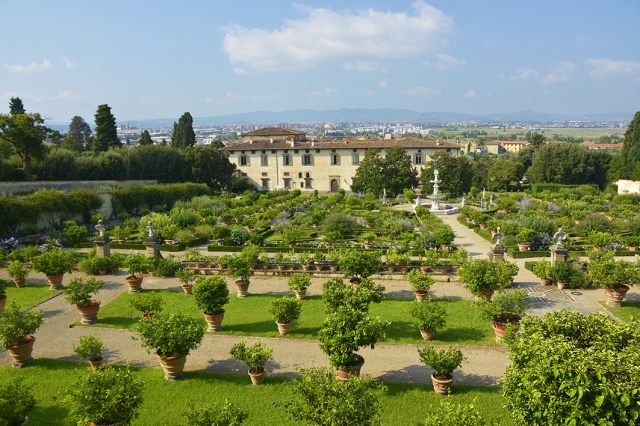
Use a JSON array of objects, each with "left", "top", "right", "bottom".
[
  {"left": 5, "top": 283, "right": 61, "bottom": 309},
  {"left": 85, "top": 290, "right": 496, "bottom": 345}
]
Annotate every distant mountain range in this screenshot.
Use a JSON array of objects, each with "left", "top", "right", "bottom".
[{"left": 48, "top": 108, "right": 633, "bottom": 130}]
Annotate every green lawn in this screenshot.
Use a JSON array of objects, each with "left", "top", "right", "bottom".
[
  {"left": 599, "top": 301, "right": 640, "bottom": 322},
  {"left": 89, "top": 290, "right": 497, "bottom": 345},
  {"left": 0, "top": 359, "right": 513, "bottom": 425},
  {"left": 5, "top": 283, "right": 61, "bottom": 310}
]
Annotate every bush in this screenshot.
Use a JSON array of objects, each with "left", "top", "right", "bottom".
[
  {"left": 229, "top": 339, "right": 273, "bottom": 372},
  {"left": 406, "top": 269, "right": 435, "bottom": 293},
  {"left": 225, "top": 226, "right": 250, "bottom": 246},
  {"left": 180, "top": 400, "right": 247, "bottom": 426},
  {"left": 0, "top": 302, "right": 45, "bottom": 349},
  {"left": 532, "top": 260, "right": 552, "bottom": 278},
  {"left": 323, "top": 213, "right": 358, "bottom": 239},
  {"left": 129, "top": 292, "right": 164, "bottom": 316},
  {"left": 578, "top": 214, "right": 612, "bottom": 236},
  {"left": 322, "top": 277, "right": 385, "bottom": 314},
  {"left": 0, "top": 378, "right": 36, "bottom": 426},
  {"left": 288, "top": 273, "right": 311, "bottom": 292},
  {"left": 6, "top": 260, "right": 29, "bottom": 281},
  {"left": 337, "top": 249, "right": 382, "bottom": 279},
  {"left": 269, "top": 297, "right": 302, "bottom": 324},
  {"left": 32, "top": 248, "right": 74, "bottom": 276},
  {"left": 424, "top": 399, "right": 492, "bottom": 426},
  {"left": 133, "top": 312, "right": 205, "bottom": 359},
  {"left": 151, "top": 256, "right": 180, "bottom": 277},
  {"left": 73, "top": 333, "right": 104, "bottom": 362},
  {"left": 587, "top": 231, "right": 613, "bottom": 247},
  {"left": 63, "top": 277, "right": 104, "bottom": 307},
  {"left": 458, "top": 259, "right": 514, "bottom": 296},
  {"left": 193, "top": 276, "right": 230, "bottom": 314},
  {"left": 408, "top": 299, "right": 447, "bottom": 332},
  {"left": 417, "top": 346, "right": 465, "bottom": 380},
  {"left": 476, "top": 289, "right": 529, "bottom": 322},
  {"left": 169, "top": 207, "right": 199, "bottom": 228}
]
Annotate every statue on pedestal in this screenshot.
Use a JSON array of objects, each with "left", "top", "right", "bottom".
[{"left": 95, "top": 220, "right": 106, "bottom": 237}]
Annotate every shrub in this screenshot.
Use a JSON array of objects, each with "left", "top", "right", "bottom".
[
  {"left": 627, "top": 215, "right": 640, "bottom": 236},
  {"left": 133, "top": 312, "right": 205, "bottom": 359},
  {"left": 170, "top": 207, "right": 199, "bottom": 228},
  {"left": 288, "top": 273, "right": 311, "bottom": 292},
  {"left": 180, "top": 400, "right": 247, "bottom": 426},
  {"left": 417, "top": 346, "right": 465, "bottom": 380},
  {"left": 129, "top": 292, "right": 164, "bottom": 316},
  {"left": 587, "top": 231, "right": 613, "bottom": 247},
  {"left": 224, "top": 226, "right": 249, "bottom": 246},
  {"left": 578, "top": 214, "right": 612, "bottom": 236},
  {"left": 476, "top": 289, "right": 529, "bottom": 322},
  {"left": 424, "top": 399, "right": 491, "bottom": 426},
  {"left": 151, "top": 256, "right": 180, "bottom": 277},
  {"left": 458, "top": 259, "right": 513, "bottom": 296},
  {"left": 193, "top": 276, "right": 229, "bottom": 314},
  {"left": 73, "top": 333, "right": 104, "bottom": 362},
  {"left": 269, "top": 297, "right": 303, "bottom": 324},
  {"left": 0, "top": 378, "right": 36, "bottom": 426},
  {"left": 406, "top": 269, "right": 435, "bottom": 293},
  {"left": 32, "top": 248, "right": 74, "bottom": 276},
  {"left": 7, "top": 260, "right": 29, "bottom": 281},
  {"left": 0, "top": 302, "right": 45, "bottom": 348},
  {"left": 63, "top": 277, "right": 104, "bottom": 307},
  {"left": 408, "top": 299, "right": 447, "bottom": 332},
  {"left": 532, "top": 260, "right": 552, "bottom": 278},
  {"left": 323, "top": 213, "right": 358, "bottom": 239},
  {"left": 337, "top": 249, "right": 382, "bottom": 279},
  {"left": 229, "top": 339, "right": 273, "bottom": 373},
  {"left": 589, "top": 258, "right": 640, "bottom": 289},
  {"left": 123, "top": 253, "right": 151, "bottom": 277},
  {"left": 63, "top": 221, "right": 89, "bottom": 244},
  {"left": 322, "top": 277, "right": 385, "bottom": 314}
]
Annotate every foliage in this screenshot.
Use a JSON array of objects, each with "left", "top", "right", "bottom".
[
  {"left": 420, "top": 152, "right": 473, "bottom": 197},
  {"left": 6, "top": 260, "right": 29, "bottom": 280},
  {"left": 476, "top": 289, "right": 529, "bottom": 322},
  {"left": 337, "top": 249, "right": 382, "bottom": 279},
  {"left": 175, "top": 268, "right": 195, "bottom": 285},
  {"left": 502, "top": 310, "right": 640, "bottom": 425},
  {"left": 288, "top": 273, "right": 311, "bottom": 292},
  {"left": 93, "top": 104, "right": 121, "bottom": 152},
  {"left": 123, "top": 253, "right": 151, "bottom": 277},
  {"left": 587, "top": 230, "right": 613, "bottom": 247},
  {"left": 486, "top": 159, "right": 525, "bottom": 192},
  {"left": 269, "top": 297, "right": 303, "bottom": 324},
  {"left": 623, "top": 110, "right": 640, "bottom": 161},
  {"left": 318, "top": 306, "right": 389, "bottom": 368},
  {"left": 417, "top": 346, "right": 465, "bottom": 380},
  {"left": 0, "top": 377, "right": 36, "bottom": 426},
  {"left": 63, "top": 277, "right": 104, "bottom": 308},
  {"left": 282, "top": 367, "right": 384, "bottom": 426},
  {"left": 63, "top": 221, "right": 89, "bottom": 244},
  {"left": 516, "top": 228, "right": 537, "bottom": 244},
  {"left": 180, "top": 400, "right": 247, "bottom": 426},
  {"left": 352, "top": 147, "right": 419, "bottom": 198},
  {"left": 171, "top": 112, "right": 196, "bottom": 149},
  {"left": 0, "top": 301, "right": 45, "bottom": 348},
  {"left": 73, "top": 333, "right": 104, "bottom": 361},
  {"left": 528, "top": 143, "right": 610, "bottom": 187},
  {"left": 322, "top": 277, "right": 386, "bottom": 313},
  {"left": 406, "top": 269, "right": 435, "bottom": 293},
  {"left": 193, "top": 276, "right": 230, "bottom": 314},
  {"left": 322, "top": 213, "right": 359, "bottom": 239},
  {"left": 408, "top": 299, "right": 447, "bottom": 332},
  {"left": 532, "top": 260, "right": 552, "bottom": 278},
  {"left": 227, "top": 254, "right": 253, "bottom": 283},
  {"left": 458, "top": 259, "right": 515, "bottom": 296},
  {"left": 129, "top": 292, "right": 164, "bottom": 316},
  {"left": 229, "top": 339, "right": 273, "bottom": 372},
  {"left": 589, "top": 258, "right": 640, "bottom": 289},
  {"left": 32, "top": 248, "right": 74, "bottom": 276},
  {"left": 133, "top": 312, "right": 205, "bottom": 359},
  {"left": 579, "top": 214, "right": 613, "bottom": 236},
  {"left": 64, "top": 365, "right": 144, "bottom": 426},
  {"left": 424, "top": 399, "right": 493, "bottom": 426},
  {"left": 152, "top": 256, "right": 180, "bottom": 277},
  {"left": 549, "top": 262, "right": 586, "bottom": 287},
  {"left": 170, "top": 207, "right": 199, "bottom": 228}
]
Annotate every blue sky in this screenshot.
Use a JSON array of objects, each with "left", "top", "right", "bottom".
[{"left": 2, "top": 0, "right": 639, "bottom": 122}]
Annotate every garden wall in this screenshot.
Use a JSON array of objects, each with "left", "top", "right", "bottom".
[{"left": 616, "top": 180, "right": 640, "bottom": 194}]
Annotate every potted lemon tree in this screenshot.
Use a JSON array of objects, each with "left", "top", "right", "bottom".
[
  {"left": 288, "top": 273, "right": 311, "bottom": 300},
  {"left": 123, "top": 253, "right": 151, "bottom": 293},
  {"left": 7, "top": 260, "right": 30, "bottom": 288},
  {"left": 409, "top": 298, "right": 447, "bottom": 340},
  {"left": 0, "top": 301, "right": 45, "bottom": 367},
  {"left": 476, "top": 289, "right": 529, "bottom": 341},
  {"left": 406, "top": 269, "right": 435, "bottom": 302},
  {"left": 63, "top": 277, "right": 104, "bottom": 324},
  {"left": 193, "top": 276, "right": 230, "bottom": 332},
  {"left": 32, "top": 248, "right": 74, "bottom": 289},
  {"left": 269, "top": 296, "right": 303, "bottom": 335},
  {"left": 73, "top": 333, "right": 105, "bottom": 369},
  {"left": 230, "top": 339, "right": 274, "bottom": 385},
  {"left": 418, "top": 346, "right": 465, "bottom": 395}
]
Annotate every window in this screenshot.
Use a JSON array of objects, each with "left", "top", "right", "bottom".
[
  {"left": 251, "top": 150, "right": 255, "bottom": 154},
  {"left": 305, "top": 178, "right": 312, "bottom": 188},
  {"left": 294, "top": 150, "right": 299, "bottom": 154},
  {"left": 261, "top": 172, "right": 267, "bottom": 177},
  {"left": 260, "top": 155, "right": 268, "bottom": 166},
  {"left": 300, "top": 182, "right": 304, "bottom": 188},
  {"left": 284, "top": 179, "right": 291, "bottom": 188},
  {"left": 352, "top": 153, "right": 360, "bottom": 165},
  {"left": 414, "top": 154, "right": 422, "bottom": 165},
  {"left": 305, "top": 150, "right": 310, "bottom": 153},
  {"left": 262, "top": 150, "right": 266, "bottom": 154},
  {"left": 298, "top": 172, "right": 303, "bottom": 178},
  {"left": 302, "top": 154, "right": 313, "bottom": 165},
  {"left": 271, "top": 150, "right": 276, "bottom": 154},
  {"left": 239, "top": 155, "right": 249, "bottom": 166},
  {"left": 261, "top": 179, "right": 269, "bottom": 190},
  {"left": 446, "top": 149, "right": 451, "bottom": 153},
  {"left": 331, "top": 153, "right": 340, "bottom": 165},
  {"left": 284, "top": 172, "right": 290, "bottom": 176},
  {"left": 352, "top": 148, "right": 358, "bottom": 153},
  {"left": 283, "top": 154, "right": 292, "bottom": 166},
  {"left": 305, "top": 172, "right": 310, "bottom": 178},
  {"left": 316, "top": 149, "right": 320, "bottom": 153}
]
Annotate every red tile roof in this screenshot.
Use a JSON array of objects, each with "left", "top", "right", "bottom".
[{"left": 221, "top": 137, "right": 460, "bottom": 151}]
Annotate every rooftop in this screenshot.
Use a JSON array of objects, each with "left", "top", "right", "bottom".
[
  {"left": 240, "top": 127, "right": 306, "bottom": 137},
  {"left": 221, "top": 137, "right": 460, "bottom": 151}
]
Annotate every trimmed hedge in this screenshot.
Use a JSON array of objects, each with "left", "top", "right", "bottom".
[
  {"left": 65, "top": 236, "right": 208, "bottom": 252},
  {"left": 506, "top": 248, "right": 550, "bottom": 258},
  {"left": 531, "top": 183, "right": 598, "bottom": 196}
]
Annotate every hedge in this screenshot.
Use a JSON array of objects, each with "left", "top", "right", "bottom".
[{"left": 530, "top": 183, "right": 599, "bottom": 196}]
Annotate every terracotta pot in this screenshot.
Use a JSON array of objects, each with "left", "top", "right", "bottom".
[
  {"left": 539, "top": 277, "right": 550, "bottom": 286},
  {"left": 111, "top": 266, "right": 119, "bottom": 273},
  {"left": 420, "top": 329, "right": 435, "bottom": 340},
  {"left": 7, "top": 335, "right": 35, "bottom": 367},
  {"left": 218, "top": 262, "right": 227, "bottom": 269},
  {"left": 98, "top": 269, "right": 107, "bottom": 275},
  {"left": 262, "top": 264, "right": 270, "bottom": 270},
  {"left": 235, "top": 280, "right": 250, "bottom": 298},
  {"left": 364, "top": 243, "right": 373, "bottom": 249},
  {"left": 629, "top": 246, "right": 637, "bottom": 252},
  {"left": 387, "top": 266, "right": 395, "bottom": 273},
  {"left": 217, "top": 240, "right": 225, "bottom": 246},
  {"left": 431, "top": 373, "right": 453, "bottom": 395},
  {"left": 125, "top": 276, "right": 143, "bottom": 293},
  {"left": 605, "top": 285, "right": 630, "bottom": 308},
  {"left": 77, "top": 300, "right": 101, "bottom": 325},
  {"left": 248, "top": 367, "right": 266, "bottom": 385},
  {"left": 419, "top": 266, "right": 429, "bottom": 273},
  {"left": 315, "top": 264, "right": 323, "bottom": 271},
  {"left": 478, "top": 288, "right": 495, "bottom": 301},
  {"left": 335, "top": 355, "right": 365, "bottom": 381},
  {"left": 302, "top": 264, "right": 310, "bottom": 271},
  {"left": 277, "top": 264, "right": 286, "bottom": 271},
  {"left": 518, "top": 243, "right": 530, "bottom": 252},
  {"left": 182, "top": 284, "right": 193, "bottom": 295},
  {"left": 155, "top": 352, "right": 187, "bottom": 380},
  {"left": 88, "top": 357, "right": 104, "bottom": 370},
  {"left": 46, "top": 273, "right": 64, "bottom": 290},
  {"left": 0, "top": 296, "right": 5, "bottom": 313},
  {"left": 414, "top": 291, "right": 428, "bottom": 302},
  {"left": 277, "top": 322, "right": 291, "bottom": 335},
  {"left": 203, "top": 309, "right": 225, "bottom": 332},
  {"left": 329, "top": 265, "right": 338, "bottom": 272},
  {"left": 295, "top": 288, "right": 307, "bottom": 300},
  {"left": 479, "top": 223, "right": 488, "bottom": 229},
  {"left": 401, "top": 266, "right": 411, "bottom": 274},
  {"left": 557, "top": 281, "right": 566, "bottom": 290},
  {"left": 14, "top": 278, "right": 26, "bottom": 288},
  {"left": 491, "top": 319, "right": 520, "bottom": 342}
]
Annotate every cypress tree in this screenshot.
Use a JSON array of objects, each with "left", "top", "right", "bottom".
[
  {"left": 139, "top": 130, "right": 153, "bottom": 146},
  {"left": 93, "top": 104, "right": 121, "bottom": 153},
  {"left": 623, "top": 111, "right": 640, "bottom": 161},
  {"left": 171, "top": 112, "right": 196, "bottom": 149}
]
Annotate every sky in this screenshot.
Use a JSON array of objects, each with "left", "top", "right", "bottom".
[{"left": 2, "top": 0, "right": 639, "bottom": 123}]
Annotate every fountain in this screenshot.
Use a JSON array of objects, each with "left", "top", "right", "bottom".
[{"left": 415, "top": 158, "right": 458, "bottom": 215}]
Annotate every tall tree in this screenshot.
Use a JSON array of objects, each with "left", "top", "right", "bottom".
[
  {"left": 351, "top": 147, "right": 418, "bottom": 198},
  {"left": 66, "top": 116, "right": 93, "bottom": 150},
  {"left": 528, "top": 143, "right": 611, "bottom": 187},
  {"left": 0, "top": 97, "right": 54, "bottom": 178},
  {"left": 182, "top": 145, "right": 235, "bottom": 191},
  {"left": 623, "top": 111, "right": 640, "bottom": 161},
  {"left": 171, "top": 112, "right": 196, "bottom": 149},
  {"left": 528, "top": 133, "right": 545, "bottom": 148},
  {"left": 93, "top": 104, "right": 121, "bottom": 153},
  {"left": 420, "top": 151, "right": 473, "bottom": 197},
  {"left": 139, "top": 130, "right": 153, "bottom": 146},
  {"left": 485, "top": 159, "right": 525, "bottom": 191}
]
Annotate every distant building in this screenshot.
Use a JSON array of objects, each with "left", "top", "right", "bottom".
[
  {"left": 484, "top": 141, "right": 504, "bottom": 155},
  {"left": 502, "top": 140, "right": 525, "bottom": 153},
  {"left": 581, "top": 141, "right": 624, "bottom": 150}
]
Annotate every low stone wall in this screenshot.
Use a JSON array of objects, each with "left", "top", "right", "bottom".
[
  {"left": 0, "top": 180, "right": 157, "bottom": 196},
  {"left": 616, "top": 180, "right": 640, "bottom": 194}
]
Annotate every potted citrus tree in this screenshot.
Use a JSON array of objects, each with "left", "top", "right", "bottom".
[
  {"left": 417, "top": 346, "right": 465, "bottom": 395},
  {"left": 133, "top": 312, "right": 205, "bottom": 380},
  {"left": 550, "top": 262, "right": 577, "bottom": 290},
  {"left": 476, "top": 289, "right": 529, "bottom": 341},
  {"left": 269, "top": 296, "right": 303, "bottom": 335},
  {"left": 458, "top": 258, "right": 512, "bottom": 300},
  {"left": 193, "top": 276, "right": 230, "bottom": 332},
  {"left": 409, "top": 298, "right": 447, "bottom": 340},
  {"left": 0, "top": 301, "right": 45, "bottom": 367},
  {"left": 180, "top": 400, "right": 248, "bottom": 425},
  {"left": 516, "top": 228, "right": 536, "bottom": 251},
  {"left": 229, "top": 339, "right": 274, "bottom": 385},
  {"left": 589, "top": 257, "right": 640, "bottom": 308},
  {"left": 175, "top": 268, "right": 195, "bottom": 295},
  {"left": 73, "top": 333, "right": 105, "bottom": 369},
  {"left": 227, "top": 253, "right": 253, "bottom": 297},
  {"left": 129, "top": 292, "right": 164, "bottom": 319},
  {"left": 0, "top": 378, "right": 36, "bottom": 426},
  {"left": 32, "top": 248, "right": 74, "bottom": 289},
  {"left": 123, "top": 252, "right": 151, "bottom": 293},
  {"left": 288, "top": 273, "right": 311, "bottom": 300},
  {"left": 532, "top": 260, "right": 552, "bottom": 286},
  {"left": 63, "top": 277, "right": 104, "bottom": 324},
  {"left": 406, "top": 269, "right": 435, "bottom": 302},
  {"left": 7, "top": 260, "right": 30, "bottom": 288},
  {"left": 337, "top": 249, "right": 382, "bottom": 284}
]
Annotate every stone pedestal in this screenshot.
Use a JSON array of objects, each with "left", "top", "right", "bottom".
[
  {"left": 550, "top": 244, "right": 568, "bottom": 266},
  {"left": 95, "top": 235, "right": 111, "bottom": 258},
  {"left": 481, "top": 198, "right": 487, "bottom": 210},
  {"left": 489, "top": 244, "right": 505, "bottom": 263},
  {"left": 144, "top": 237, "right": 163, "bottom": 259}
]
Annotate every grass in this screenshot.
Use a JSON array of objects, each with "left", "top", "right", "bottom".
[
  {"left": 0, "top": 358, "right": 513, "bottom": 425},
  {"left": 5, "top": 283, "right": 60, "bottom": 310},
  {"left": 598, "top": 301, "right": 640, "bottom": 322},
  {"left": 88, "top": 290, "right": 497, "bottom": 346}
]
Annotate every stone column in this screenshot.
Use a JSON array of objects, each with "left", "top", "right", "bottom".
[
  {"left": 550, "top": 245, "right": 568, "bottom": 266},
  {"left": 490, "top": 244, "right": 505, "bottom": 263},
  {"left": 94, "top": 220, "right": 110, "bottom": 258}
]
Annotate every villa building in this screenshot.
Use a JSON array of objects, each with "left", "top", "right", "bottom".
[{"left": 221, "top": 127, "right": 461, "bottom": 193}]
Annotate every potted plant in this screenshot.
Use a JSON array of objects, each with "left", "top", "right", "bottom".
[
  {"left": 193, "top": 276, "right": 230, "bottom": 332},
  {"left": 175, "top": 268, "right": 195, "bottom": 295},
  {"left": 95, "top": 256, "right": 110, "bottom": 275},
  {"left": 516, "top": 228, "right": 536, "bottom": 251},
  {"left": 313, "top": 251, "right": 326, "bottom": 271},
  {"left": 623, "top": 235, "right": 640, "bottom": 251},
  {"left": 589, "top": 258, "right": 640, "bottom": 308},
  {"left": 227, "top": 254, "right": 253, "bottom": 297},
  {"left": 63, "top": 277, "right": 104, "bottom": 324},
  {"left": 229, "top": 339, "right": 274, "bottom": 385},
  {"left": 108, "top": 252, "right": 125, "bottom": 273},
  {"left": 406, "top": 269, "right": 435, "bottom": 302},
  {"left": 587, "top": 231, "right": 613, "bottom": 250},
  {"left": 550, "top": 262, "right": 576, "bottom": 290},
  {"left": 532, "top": 260, "right": 552, "bottom": 286},
  {"left": 78, "top": 255, "right": 100, "bottom": 275},
  {"left": 64, "top": 365, "right": 144, "bottom": 425},
  {"left": 73, "top": 333, "right": 105, "bottom": 369},
  {"left": 417, "top": 346, "right": 465, "bottom": 395},
  {"left": 32, "top": 248, "right": 74, "bottom": 289},
  {"left": 23, "top": 224, "right": 40, "bottom": 241},
  {"left": 0, "top": 378, "right": 36, "bottom": 426},
  {"left": 269, "top": 296, "right": 303, "bottom": 335},
  {"left": 180, "top": 400, "right": 247, "bottom": 426},
  {"left": 133, "top": 312, "right": 205, "bottom": 380},
  {"left": 338, "top": 249, "right": 382, "bottom": 284},
  {"left": 458, "top": 258, "right": 509, "bottom": 300},
  {"left": 123, "top": 253, "right": 151, "bottom": 293},
  {"left": 409, "top": 298, "right": 447, "bottom": 340},
  {"left": 111, "top": 225, "right": 131, "bottom": 243},
  {"left": 258, "top": 252, "right": 271, "bottom": 270},
  {"left": 129, "top": 292, "right": 164, "bottom": 318},
  {"left": 298, "top": 252, "right": 312, "bottom": 271},
  {"left": 0, "top": 301, "right": 45, "bottom": 367},
  {"left": 288, "top": 273, "right": 311, "bottom": 300},
  {"left": 495, "top": 196, "right": 516, "bottom": 213},
  {"left": 7, "top": 260, "right": 30, "bottom": 288},
  {"left": 476, "top": 289, "right": 529, "bottom": 341},
  {"left": 361, "top": 232, "right": 377, "bottom": 249}
]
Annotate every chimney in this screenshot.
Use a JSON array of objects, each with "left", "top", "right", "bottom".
[
  {"left": 311, "top": 139, "right": 315, "bottom": 147},
  {"left": 270, "top": 138, "right": 274, "bottom": 143}
]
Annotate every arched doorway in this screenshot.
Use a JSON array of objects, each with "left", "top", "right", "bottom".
[{"left": 330, "top": 179, "right": 339, "bottom": 193}]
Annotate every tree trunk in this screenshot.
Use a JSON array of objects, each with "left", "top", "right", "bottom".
[{"left": 22, "top": 155, "right": 30, "bottom": 179}]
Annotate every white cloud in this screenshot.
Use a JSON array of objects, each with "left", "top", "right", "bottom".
[
  {"left": 366, "top": 89, "right": 375, "bottom": 97},
  {"left": 435, "top": 53, "right": 465, "bottom": 70},
  {"left": 422, "top": 61, "right": 431, "bottom": 67},
  {"left": 61, "top": 57, "right": 76, "bottom": 68},
  {"left": 4, "top": 59, "right": 52, "bottom": 73},
  {"left": 509, "top": 68, "right": 539, "bottom": 81},
  {"left": 342, "top": 60, "right": 380, "bottom": 72},
  {"left": 463, "top": 89, "right": 477, "bottom": 98},
  {"left": 3, "top": 90, "right": 80, "bottom": 103},
  {"left": 222, "top": 1, "right": 455, "bottom": 72},
  {"left": 310, "top": 88, "right": 337, "bottom": 97},
  {"left": 233, "top": 67, "right": 251, "bottom": 75},
  {"left": 401, "top": 86, "right": 440, "bottom": 97},
  {"left": 540, "top": 61, "right": 575, "bottom": 85},
  {"left": 378, "top": 80, "right": 388, "bottom": 88},
  {"left": 586, "top": 58, "right": 640, "bottom": 79}
]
